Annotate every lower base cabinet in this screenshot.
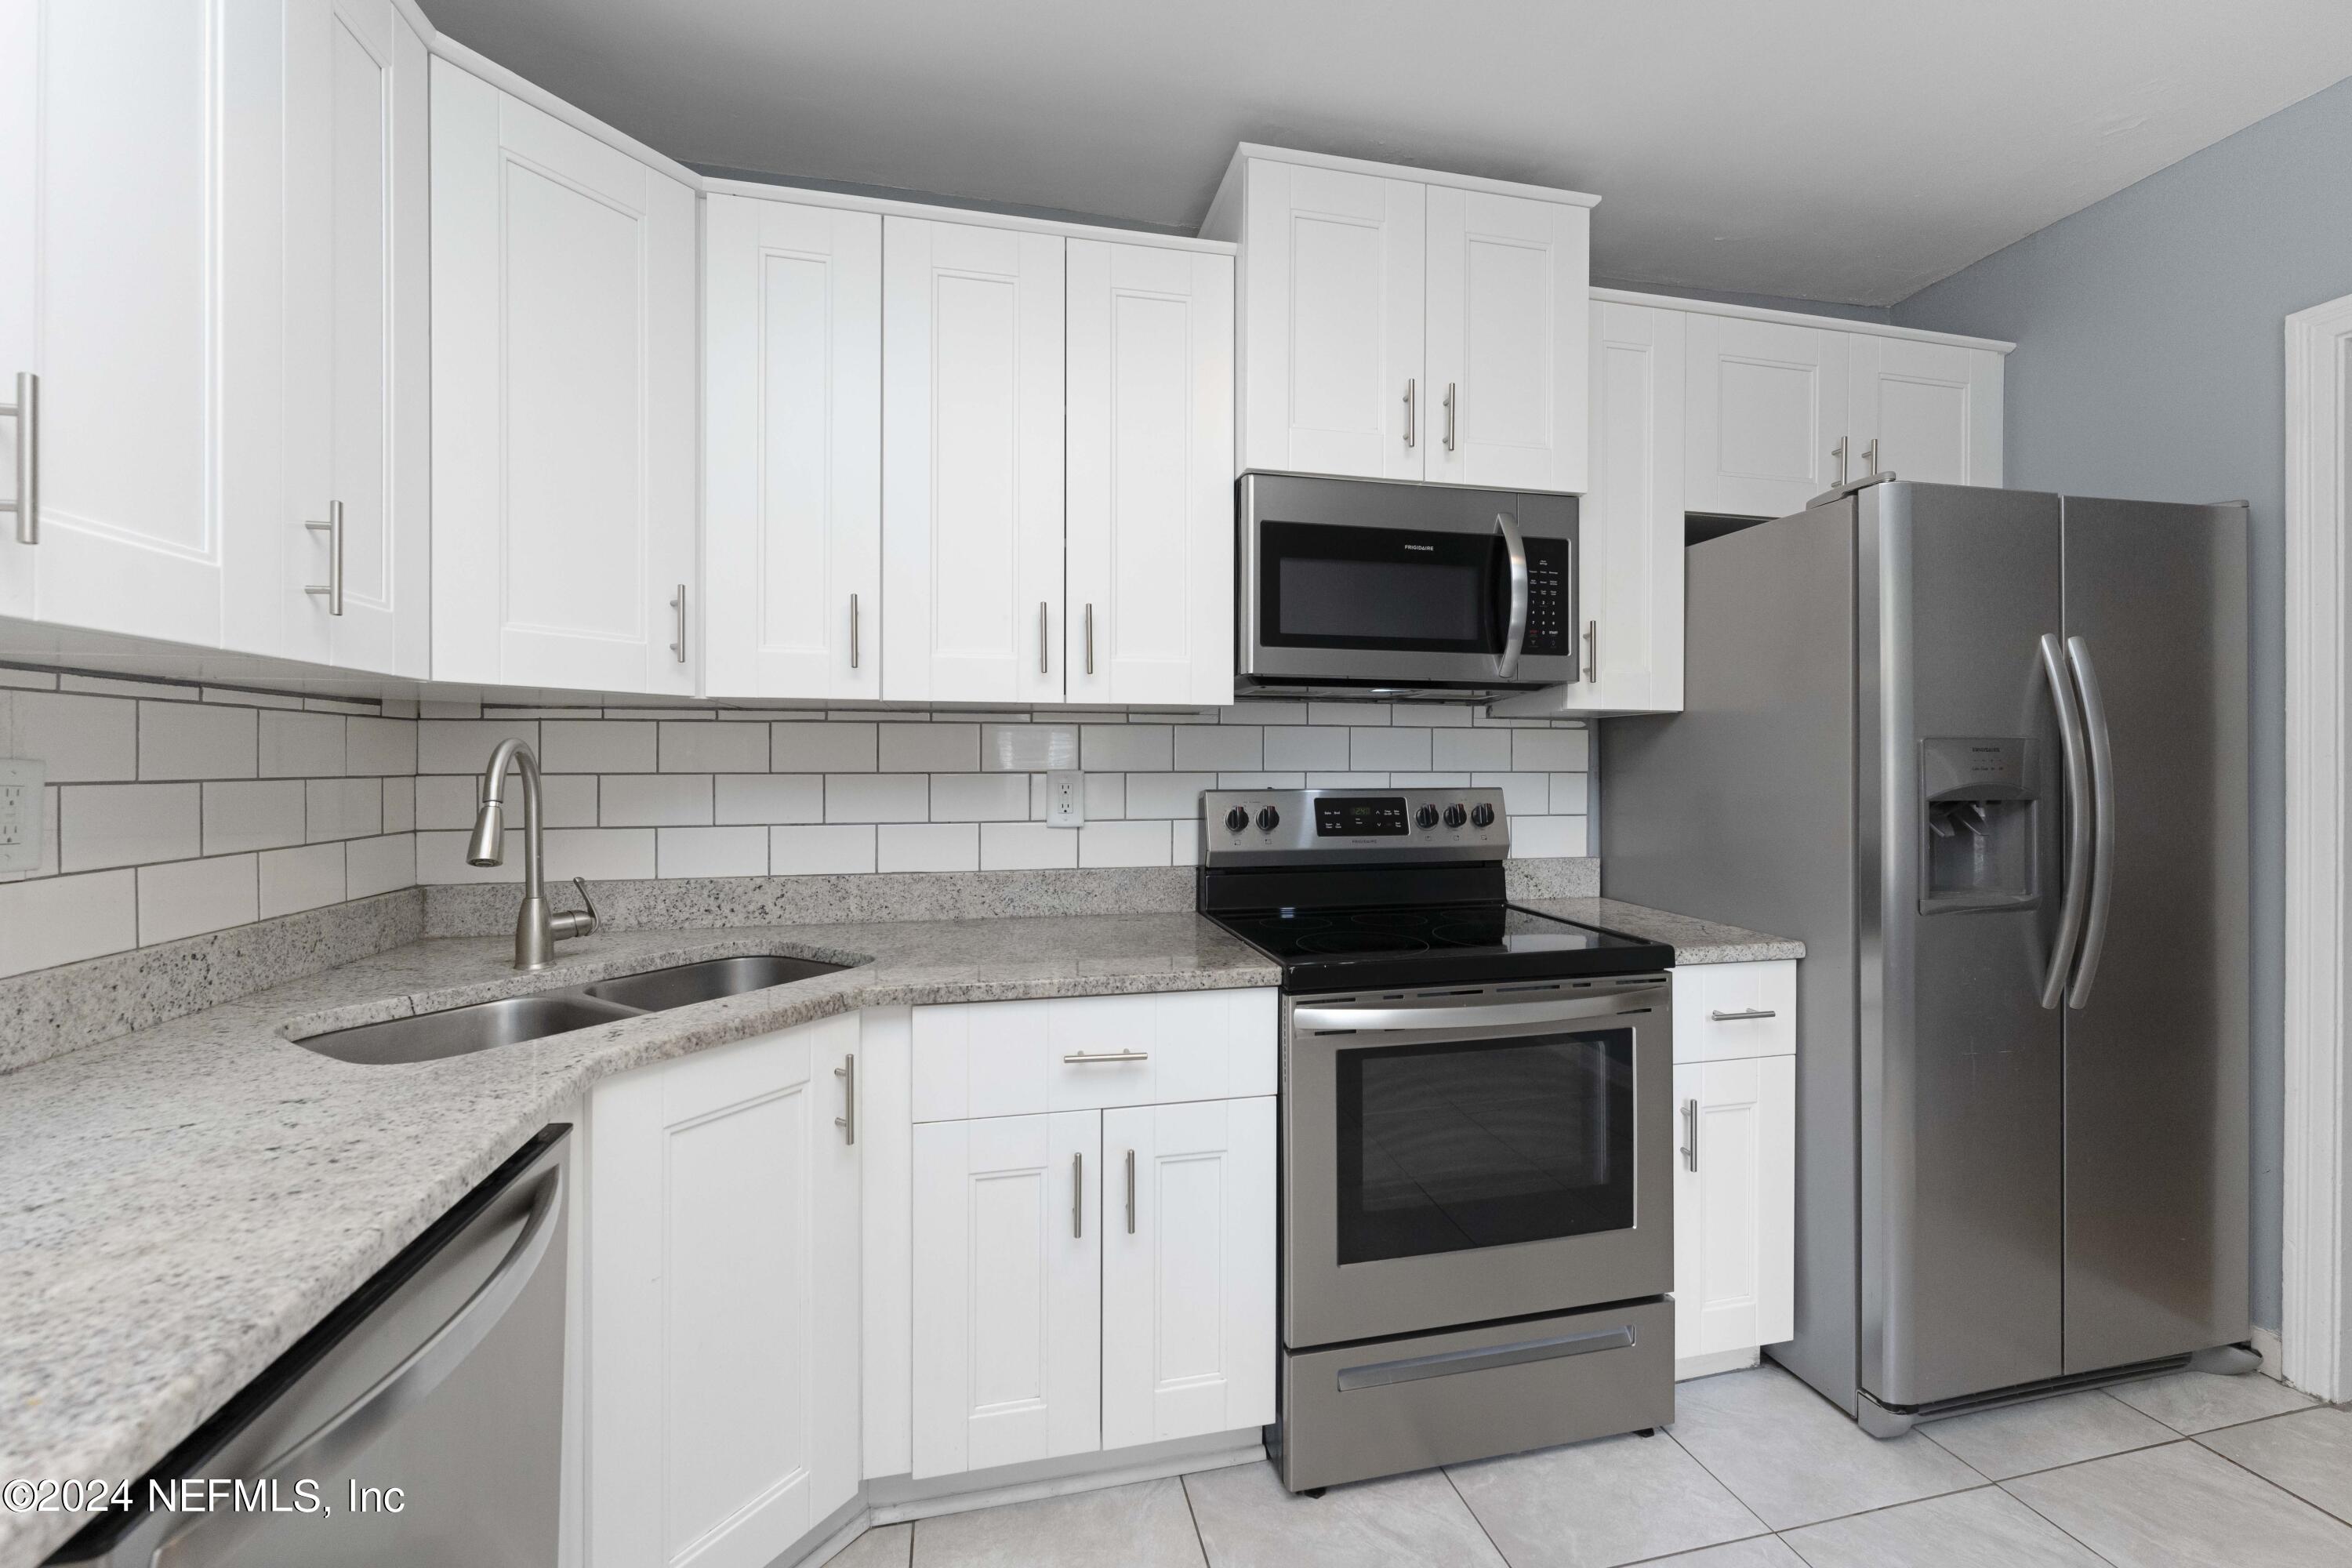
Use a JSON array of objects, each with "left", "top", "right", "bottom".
[
  {"left": 587, "top": 1012, "right": 862, "bottom": 1568},
  {"left": 1672, "top": 1053, "right": 1796, "bottom": 1366}
]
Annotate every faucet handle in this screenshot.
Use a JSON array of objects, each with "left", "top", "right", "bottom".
[
  {"left": 572, "top": 877, "right": 599, "bottom": 934},
  {"left": 549, "top": 877, "right": 599, "bottom": 943}
]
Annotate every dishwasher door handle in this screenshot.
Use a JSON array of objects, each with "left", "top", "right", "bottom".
[{"left": 154, "top": 1159, "right": 567, "bottom": 1567}]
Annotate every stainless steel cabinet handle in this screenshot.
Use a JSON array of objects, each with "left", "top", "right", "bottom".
[
  {"left": 1862, "top": 437, "right": 1882, "bottom": 480},
  {"left": 850, "top": 592, "right": 860, "bottom": 670},
  {"left": 1062, "top": 1049, "right": 1149, "bottom": 1064},
  {"left": 1443, "top": 381, "right": 1457, "bottom": 452},
  {"left": 1084, "top": 603, "right": 1095, "bottom": 676},
  {"left": 1583, "top": 619, "right": 1598, "bottom": 683},
  {"left": 2039, "top": 632, "right": 2093, "bottom": 1009},
  {"left": 1829, "top": 434, "right": 1849, "bottom": 489},
  {"left": 1403, "top": 377, "right": 1416, "bottom": 448},
  {"left": 1071, "top": 1151, "right": 1083, "bottom": 1239},
  {"left": 1039, "top": 601, "right": 1049, "bottom": 674},
  {"left": 669, "top": 583, "right": 688, "bottom": 663},
  {"left": 305, "top": 499, "right": 344, "bottom": 616},
  {"left": 2, "top": 371, "right": 38, "bottom": 544},
  {"left": 1681, "top": 1098, "right": 1700, "bottom": 1171},
  {"left": 2065, "top": 635, "right": 2115, "bottom": 1009},
  {"left": 1495, "top": 510, "right": 1528, "bottom": 680},
  {"left": 1124, "top": 1148, "right": 1136, "bottom": 1235},
  {"left": 833, "top": 1053, "right": 855, "bottom": 1145},
  {"left": 1709, "top": 1007, "right": 1777, "bottom": 1022}
]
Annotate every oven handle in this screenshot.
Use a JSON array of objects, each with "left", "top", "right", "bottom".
[
  {"left": 1336, "top": 1323, "right": 1636, "bottom": 1392},
  {"left": 1495, "top": 510, "right": 1528, "bottom": 681},
  {"left": 1294, "top": 990, "right": 1657, "bottom": 1035}
]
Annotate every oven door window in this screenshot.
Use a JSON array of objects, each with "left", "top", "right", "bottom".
[
  {"left": 1336, "top": 1027, "right": 1635, "bottom": 1265},
  {"left": 1259, "top": 520, "right": 1504, "bottom": 653}
]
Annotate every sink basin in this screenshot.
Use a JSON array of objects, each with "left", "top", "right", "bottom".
[
  {"left": 298, "top": 995, "right": 639, "bottom": 1066},
  {"left": 583, "top": 955, "right": 845, "bottom": 1012}
]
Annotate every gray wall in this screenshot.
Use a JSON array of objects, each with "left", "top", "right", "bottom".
[{"left": 1893, "top": 74, "right": 2352, "bottom": 1334}]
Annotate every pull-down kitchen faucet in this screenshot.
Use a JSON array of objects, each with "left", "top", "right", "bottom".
[{"left": 466, "top": 737, "right": 597, "bottom": 970}]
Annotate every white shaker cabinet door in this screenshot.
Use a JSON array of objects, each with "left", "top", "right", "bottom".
[
  {"left": 1236, "top": 160, "right": 1425, "bottom": 482},
  {"left": 281, "top": 0, "right": 429, "bottom": 676},
  {"left": 1424, "top": 187, "right": 1589, "bottom": 493},
  {"left": 704, "top": 194, "right": 882, "bottom": 699},
  {"left": 0, "top": 0, "right": 289, "bottom": 644},
  {"left": 882, "top": 217, "right": 1065, "bottom": 704},
  {"left": 430, "top": 60, "right": 698, "bottom": 694},
  {"left": 1683, "top": 313, "right": 1849, "bottom": 521},
  {"left": 1102, "top": 1098, "right": 1276, "bottom": 1450},
  {"left": 1672, "top": 1054, "right": 1796, "bottom": 1362},
  {"left": 589, "top": 1012, "right": 861, "bottom": 1568},
  {"left": 1065, "top": 239, "right": 1235, "bottom": 706},
  {"left": 1846, "top": 334, "right": 2004, "bottom": 488},
  {"left": 911, "top": 1110, "right": 1102, "bottom": 1479}
]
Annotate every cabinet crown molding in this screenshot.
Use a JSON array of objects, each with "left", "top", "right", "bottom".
[
  {"left": 1589, "top": 286, "right": 2015, "bottom": 355},
  {"left": 1219, "top": 143, "right": 1602, "bottom": 210}
]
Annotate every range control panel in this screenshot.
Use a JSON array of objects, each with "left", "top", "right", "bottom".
[{"left": 1200, "top": 787, "right": 1510, "bottom": 867}]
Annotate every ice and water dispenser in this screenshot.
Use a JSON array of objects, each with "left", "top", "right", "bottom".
[{"left": 1918, "top": 737, "right": 2039, "bottom": 913}]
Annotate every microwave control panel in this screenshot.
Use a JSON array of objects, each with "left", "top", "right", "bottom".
[{"left": 1525, "top": 538, "right": 1570, "bottom": 656}]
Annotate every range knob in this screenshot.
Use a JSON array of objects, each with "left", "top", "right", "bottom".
[
  {"left": 1255, "top": 806, "right": 1281, "bottom": 833},
  {"left": 1470, "top": 802, "right": 1497, "bottom": 828},
  {"left": 1224, "top": 807, "right": 1250, "bottom": 834},
  {"left": 1414, "top": 804, "right": 1440, "bottom": 829},
  {"left": 1443, "top": 804, "right": 1468, "bottom": 829}
]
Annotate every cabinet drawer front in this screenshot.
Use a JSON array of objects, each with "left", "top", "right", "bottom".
[
  {"left": 911, "top": 989, "right": 1278, "bottom": 1121},
  {"left": 1673, "top": 960, "right": 1795, "bottom": 1062}
]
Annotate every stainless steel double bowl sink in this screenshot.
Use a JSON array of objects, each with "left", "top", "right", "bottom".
[{"left": 293, "top": 954, "right": 847, "bottom": 1066}]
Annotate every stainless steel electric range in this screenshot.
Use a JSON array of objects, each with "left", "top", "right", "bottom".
[{"left": 1198, "top": 787, "right": 1678, "bottom": 1492}]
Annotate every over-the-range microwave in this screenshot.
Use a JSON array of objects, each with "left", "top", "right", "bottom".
[{"left": 1235, "top": 474, "right": 1577, "bottom": 702}]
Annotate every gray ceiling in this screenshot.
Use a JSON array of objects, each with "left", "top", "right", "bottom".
[{"left": 418, "top": 0, "right": 2352, "bottom": 306}]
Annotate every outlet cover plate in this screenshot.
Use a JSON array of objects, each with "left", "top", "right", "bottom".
[
  {"left": 1046, "top": 768, "right": 1084, "bottom": 829},
  {"left": 0, "top": 759, "right": 46, "bottom": 871}
]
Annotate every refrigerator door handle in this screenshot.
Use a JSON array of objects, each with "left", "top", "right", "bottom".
[
  {"left": 2064, "top": 635, "right": 2116, "bottom": 1008},
  {"left": 2039, "top": 633, "right": 2094, "bottom": 1010}
]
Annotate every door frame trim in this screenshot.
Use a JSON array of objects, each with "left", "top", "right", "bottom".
[{"left": 2281, "top": 291, "right": 2352, "bottom": 1402}]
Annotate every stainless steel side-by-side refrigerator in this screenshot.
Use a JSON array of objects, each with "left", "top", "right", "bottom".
[{"left": 1606, "top": 480, "right": 2249, "bottom": 1433}]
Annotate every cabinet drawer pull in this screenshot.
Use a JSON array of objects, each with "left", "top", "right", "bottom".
[
  {"left": 1682, "top": 1098, "right": 1699, "bottom": 1172},
  {"left": 1443, "top": 381, "right": 1457, "bottom": 452},
  {"left": 833, "top": 1054, "right": 855, "bottom": 1145},
  {"left": 669, "top": 583, "right": 688, "bottom": 663},
  {"left": 1, "top": 371, "right": 37, "bottom": 545},
  {"left": 1403, "top": 377, "right": 1416, "bottom": 448},
  {"left": 305, "top": 500, "right": 344, "bottom": 616},
  {"left": 1124, "top": 1148, "right": 1136, "bottom": 1235},
  {"left": 1062, "top": 1049, "right": 1149, "bottom": 1064},
  {"left": 1072, "top": 1151, "right": 1083, "bottom": 1239},
  {"left": 1708, "top": 1008, "right": 1777, "bottom": 1022}
]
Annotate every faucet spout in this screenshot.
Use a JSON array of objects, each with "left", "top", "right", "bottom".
[{"left": 469, "top": 739, "right": 591, "bottom": 970}]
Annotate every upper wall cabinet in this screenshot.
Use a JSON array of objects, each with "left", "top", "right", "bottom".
[
  {"left": 704, "top": 194, "right": 883, "bottom": 701},
  {"left": 1065, "top": 239, "right": 1235, "bottom": 706},
  {"left": 1204, "top": 146, "right": 1592, "bottom": 493},
  {"left": 430, "top": 60, "right": 698, "bottom": 694},
  {"left": 0, "top": 0, "right": 428, "bottom": 666},
  {"left": 1846, "top": 334, "right": 2003, "bottom": 488}
]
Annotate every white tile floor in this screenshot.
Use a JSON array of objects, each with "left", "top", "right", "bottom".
[{"left": 831, "top": 1363, "right": 2351, "bottom": 1568}]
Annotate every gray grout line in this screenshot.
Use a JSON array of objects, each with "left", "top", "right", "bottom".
[
  {"left": 1176, "top": 1469, "right": 1213, "bottom": 1568},
  {"left": 1435, "top": 1460, "right": 1515, "bottom": 1565}
]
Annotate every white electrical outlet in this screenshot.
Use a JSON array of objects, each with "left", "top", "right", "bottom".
[
  {"left": 0, "top": 759, "right": 45, "bottom": 873},
  {"left": 1046, "top": 769, "right": 1085, "bottom": 829}
]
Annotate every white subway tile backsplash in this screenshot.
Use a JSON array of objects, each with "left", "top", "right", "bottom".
[
  {"left": 347, "top": 833, "right": 417, "bottom": 898},
  {"left": 258, "top": 711, "right": 346, "bottom": 779},
  {"left": 347, "top": 717, "right": 418, "bottom": 776},
  {"left": 203, "top": 780, "right": 307, "bottom": 855},
  {"left": 0, "top": 869, "right": 138, "bottom": 978},
  {"left": 140, "top": 702, "right": 256, "bottom": 780},
  {"left": 13, "top": 693, "right": 138, "bottom": 781},
  {"left": 714, "top": 774, "right": 824, "bottom": 826},
  {"left": 1305, "top": 772, "right": 1388, "bottom": 788},
  {"left": 1420, "top": 705, "right": 1475, "bottom": 728},
  {"left": 1512, "top": 728, "right": 1590, "bottom": 771},
  {"left": 877, "top": 822, "right": 979, "bottom": 873},
  {"left": 1080, "top": 818, "right": 1171, "bottom": 867},
  {"left": 546, "top": 828, "right": 658, "bottom": 881},
  {"left": 1550, "top": 772, "right": 1591, "bottom": 814},
  {"left": 540, "top": 774, "right": 601, "bottom": 828},
  {"left": 1472, "top": 771, "right": 1552, "bottom": 815},
  {"left": 1228, "top": 701, "right": 1306, "bottom": 725},
  {"left": 775, "top": 721, "right": 877, "bottom": 772},
  {"left": 981, "top": 722, "right": 1078, "bottom": 772},
  {"left": 979, "top": 821, "right": 1079, "bottom": 870},
  {"left": 1080, "top": 724, "right": 1172, "bottom": 771},
  {"left": 880, "top": 723, "right": 980, "bottom": 773},
  {"left": 601, "top": 774, "right": 713, "bottom": 827},
  {"left": 1264, "top": 725, "right": 1351, "bottom": 771},
  {"left": 1351, "top": 727, "right": 1432, "bottom": 771},
  {"left": 1216, "top": 772, "right": 1305, "bottom": 789},
  {"left": 661, "top": 720, "right": 770, "bottom": 773},
  {"left": 259, "top": 842, "right": 346, "bottom": 918},
  {"left": 1432, "top": 728, "right": 1512, "bottom": 771},
  {"left": 417, "top": 719, "right": 535, "bottom": 775},
  {"left": 382, "top": 777, "right": 416, "bottom": 834},
  {"left": 656, "top": 826, "right": 769, "bottom": 877},
  {"left": 1174, "top": 725, "right": 1261, "bottom": 771},
  {"left": 1389, "top": 772, "right": 1472, "bottom": 788},
  {"left": 307, "top": 778, "right": 383, "bottom": 842},
  {"left": 412, "top": 775, "right": 478, "bottom": 831},
  {"left": 138, "top": 854, "right": 259, "bottom": 943},
  {"left": 771, "top": 824, "right": 876, "bottom": 874},
  {"left": 1123, "top": 771, "right": 1218, "bottom": 821},
  {"left": 1309, "top": 701, "right": 1388, "bottom": 726},
  {"left": 826, "top": 774, "right": 928, "bottom": 823},
  {"left": 62, "top": 783, "right": 201, "bottom": 872},
  {"left": 1510, "top": 815, "right": 1589, "bottom": 857},
  {"left": 540, "top": 719, "right": 655, "bottom": 774},
  {"left": 928, "top": 773, "right": 1030, "bottom": 823}
]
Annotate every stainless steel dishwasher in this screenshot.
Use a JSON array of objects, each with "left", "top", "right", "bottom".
[{"left": 49, "top": 1126, "right": 570, "bottom": 1566}]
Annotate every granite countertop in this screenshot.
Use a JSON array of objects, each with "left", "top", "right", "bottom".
[{"left": 0, "top": 896, "right": 1798, "bottom": 1567}]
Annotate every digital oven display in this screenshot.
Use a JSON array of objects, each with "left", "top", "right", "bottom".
[{"left": 1315, "top": 796, "right": 1410, "bottom": 837}]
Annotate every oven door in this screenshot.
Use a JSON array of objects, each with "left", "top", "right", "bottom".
[
  {"left": 1240, "top": 474, "right": 1575, "bottom": 691},
  {"left": 1283, "top": 977, "right": 1671, "bottom": 1348}
]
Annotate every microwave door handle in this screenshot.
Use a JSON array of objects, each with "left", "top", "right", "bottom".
[{"left": 1494, "top": 511, "right": 1527, "bottom": 680}]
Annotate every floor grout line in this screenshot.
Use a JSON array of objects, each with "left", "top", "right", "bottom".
[
  {"left": 1436, "top": 1460, "right": 1516, "bottom": 1565},
  {"left": 1178, "top": 1469, "right": 1214, "bottom": 1568},
  {"left": 1991, "top": 1479, "right": 2135, "bottom": 1568}
]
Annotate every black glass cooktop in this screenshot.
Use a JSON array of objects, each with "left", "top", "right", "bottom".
[{"left": 1207, "top": 902, "right": 1673, "bottom": 991}]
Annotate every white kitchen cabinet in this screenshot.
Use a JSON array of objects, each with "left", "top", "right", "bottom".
[
  {"left": 1065, "top": 239, "right": 1236, "bottom": 706},
  {"left": 589, "top": 1011, "right": 861, "bottom": 1568},
  {"left": 1672, "top": 1054, "right": 1796, "bottom": 1367},
  {"left": 0, "top": 2, "right": 295, "bottom": 647},
  {"left": 1207, "top": 147, "right": 1595, "bottom": 492},
  {"left": 911, "top": 1110, "right": 1102, "bottom": 1479},
  {"left": 1684, "top": 312, "right": 1852, "bottom": 521},
  {"left": 1425, "top": 187, "right": 1590, "bottom": 492},
  {"left": 703, "top": 194, "right": 882, "bottom": 700},
  {"left": 430, "top": 58, "right": 698, "bottom": 694},
  {"left": 280, "top": 0, "right": 430, "bottom": 676},
  {"left": 881, "top": 216, "right": 1065, "bottom": 703},
  {"left": 909, "top": 989, "right": 1278, "bottom": 1123},
  {"left": 1102, "top": 1098, "right": 1276, "bottom": 1449},
  {"left": 1846, "top": 333, "right": 2004, "bottom": 487}
]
